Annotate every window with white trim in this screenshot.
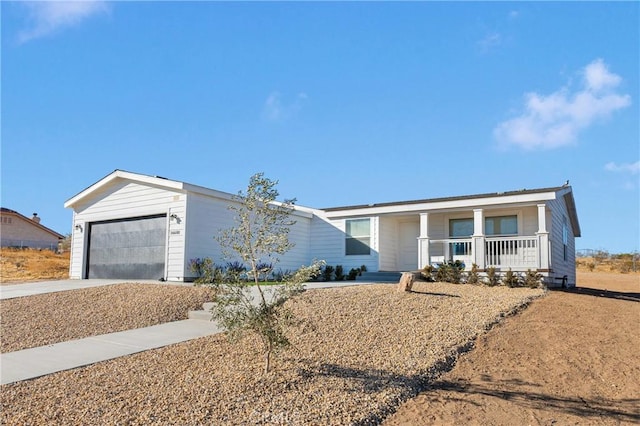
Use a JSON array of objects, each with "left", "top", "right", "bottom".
[
  {"left": 485, "top": 215, "right": 517, "bottom": 236},
  {"left": 563, "top": 215, "right": 569, "bottom": 261},
  {"left": 345, "top": 218, "right": 371, "bottom": 255}
]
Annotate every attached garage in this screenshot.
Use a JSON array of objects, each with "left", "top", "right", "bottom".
[
  {"left": 86, "top": 215, "right": 167, "bottom": 279},
  {"left": 64, "top": 170, "right": 314, "bottom": 281}
]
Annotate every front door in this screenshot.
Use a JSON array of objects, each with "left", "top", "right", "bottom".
[{"left": 399, "top": 222, "right": 419, "bottom": 271}]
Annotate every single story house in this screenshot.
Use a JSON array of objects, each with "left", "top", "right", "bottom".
[
  {"left": 64, "top": 170, "right": 581, "bottom": 286},
  {"left": 0, "top": 208, "right": 64, "bottom": 250}
]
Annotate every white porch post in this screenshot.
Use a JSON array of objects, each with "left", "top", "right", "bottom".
[
  {"left": 472, "top": 208, "right": 485, "bottom": 269},
  {"left": 536, "top": 203, "right": 550, "bottom": 270},
  {"left": 418, "top": 212, "right": 430, "bottom": 269}
]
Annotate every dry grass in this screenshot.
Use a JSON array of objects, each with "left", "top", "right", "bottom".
[
  {"left": 576, "top": 255, "right": 640, "bottom": 274},
  {"left": 0, "top": 248, "right": 70, "bottom": 283}
]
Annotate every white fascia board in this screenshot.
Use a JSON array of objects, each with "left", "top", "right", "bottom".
[
  {"left": 64, "top": 170, "right": 185, "bottom": 209},
  {"left": 322, "top": 191, "right": 559, "bottom": 219}
]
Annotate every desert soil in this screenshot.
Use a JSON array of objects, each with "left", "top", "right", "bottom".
[
  {"left": 1, "top": 282, "right": 543, "bottom": 425},
  {"left": 1, "top": 271, "right": 638, "bottom": 425},
  {"left": 383, "top": 271, "right": 640, "bottom": 425},
  {"left": 0, "top": 283, "right": 216, "bottom": 353},
  {"left": 0, "top": 248, "right": 70, "bottom": 283}
]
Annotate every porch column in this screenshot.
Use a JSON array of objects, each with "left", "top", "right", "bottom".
[
  {"left": 472, "top": 209, "right": 485, "bottom": 269},
  {"left": 536, "top": 204, "right": 550, "bottom": 270},
  {"left": 418, "top": 212, "right": 430, "bottom": 269}
]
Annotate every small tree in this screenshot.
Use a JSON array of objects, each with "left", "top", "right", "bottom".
[{"left": 213, "top": 172, "right": 323, "bottom": 374}]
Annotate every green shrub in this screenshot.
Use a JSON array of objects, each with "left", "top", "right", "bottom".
[
  {"left": 322, "top": 265, "right": 334, "bottom": 282},
  {"left": 347, "top": 268, "right": 360, "bottom": 281},
  {"left": 523, "top": 269, "right": 543, "bottom": 288},
  {"left": 435, "top": 260, "right": 465, "bottom": 284},
  {"left": 503, "top": 268, "right": 521, "bottom": 288},
  {"left": 467, "top": 263, "right": 480, "bottom": 284},
  {"left": 334, "top": 265, "right": 345, "bottom": 281},
  {"left": 485, "top": 267, "right": 499, "bottom": 287}
]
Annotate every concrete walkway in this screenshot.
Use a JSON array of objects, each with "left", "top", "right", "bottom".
[
  {"left": 0, "top": 279, "right": 393, "bottom": 385},
  {"left": 0, "top": 279, "right": 181, "bottom": 300},
  {"left": 1, "top": 320, "right": 222, "bottom": 385}
]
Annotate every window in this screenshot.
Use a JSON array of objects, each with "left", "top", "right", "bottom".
[
  {"left": 485, "top": 215, "right": 517, "bottom": 236},
  {"left": 449, "top": 218, "right": 473, "bottom": 238},
  {"left": 1, "top": 217, "right": 12, "bottom": 224},
  {"left": 449, "top": 218, "right": 473, "bottom": 255},
  {"left": 563, "top": 216, "right": 569, "bottom": 261},
  {"left": 345, "top": 218, "right": 371, "bottom": 255}
]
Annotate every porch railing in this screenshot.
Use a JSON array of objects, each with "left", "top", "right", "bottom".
[
  {"left": 427, "top": 236, "right": 539, "bottom": 269},
  {"left": 485, "top": 236, "right": 538, "bottom": 268},
  {"left": 428, "top": 238, "right": 473, "bottom": 266}
]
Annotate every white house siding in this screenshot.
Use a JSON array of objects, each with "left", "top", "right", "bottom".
[
  {"left": 183, "top": 193, "right": 232, "bottom": 279},
  {"left": 184, "top": 193, "right": 313, "bottom": 280},
  {"left": 547, "top": 195, "right": 577, "bottom": 286},
  {"left": 68, "top": 180, "right": 185, "bottom": 279},
  {"left": 309, "top": 215, "right": 380, "bottom": 272}
]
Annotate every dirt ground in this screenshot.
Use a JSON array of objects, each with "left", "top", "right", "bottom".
[
  {"left": 383, "top": 271, "right": 640, "bottom": 425},
  {"left": 0, "top": 248, "right": 70, "bottom": 283}
]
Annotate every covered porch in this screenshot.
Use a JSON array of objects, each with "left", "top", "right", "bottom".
[{"left": 417, "top": 204, "right": 550, "bottom": 272}]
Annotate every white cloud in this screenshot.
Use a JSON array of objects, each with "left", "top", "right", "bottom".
[
  {"left": 17, "top": 0, "right": 109, "bottom": 44},
  {"left": 477, "top": 32, "right": 502, "bottom": 54},
  {"left": 262, "top": 91, "right": 307, "bottom": 122},
  {"left": 604, "top": 161, "right": 640, "bottom": 175},
  {"left": 494, "top": 59, "right": 631, "bottom": 150}
]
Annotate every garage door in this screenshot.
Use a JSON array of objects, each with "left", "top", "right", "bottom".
[{"left": 87, "top": 215, "right": 167, "bottom": 279}]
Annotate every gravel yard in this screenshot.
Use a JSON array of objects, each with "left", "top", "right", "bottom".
[
  {"left": 0, "top": 283, "right": 215, "bottom": 352},
  {"left": 1, "top": 282, "right": 543, "bottom": 425}
]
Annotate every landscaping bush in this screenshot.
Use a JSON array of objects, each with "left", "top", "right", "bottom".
[
  {"left": 434, "top": 260, "right": 465, "bottom": 284},
  {"left": 322, "top": 265, "right": 335, "bottom": 282},
  {"left": 503, "top": 268, "right": 521, "bottom": 288},
  {"left": 523, "top": 269, "right": 543, "bottom": 288},
  {"left": 334, "top": 265, "right": 345, "bottom": 281},
  {"left": 485, "top": 266, "right": 499, "bottom": 287},
  {"left": 467, "top": 263, "right": 480, "bottom": 284},
  {"left": 347, "top": 268, "right": 360, "bottom": 281}
]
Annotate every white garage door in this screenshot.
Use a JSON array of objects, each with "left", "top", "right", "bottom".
[{"left": 87, "top": 215, "right": 167, "bottom": 279}]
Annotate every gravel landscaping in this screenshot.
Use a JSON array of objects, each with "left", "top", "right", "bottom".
[
  {"left": 0, "top": 283, "right": 215, "bottom": 352},
  {"left": 1, "top": 282, "right": 544, "bottom": 425}
]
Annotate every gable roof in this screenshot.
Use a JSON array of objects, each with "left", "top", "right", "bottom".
[
  {"left": 322, "top": 185, "right": 581, "bottom": 237},
  {"left": 64, "top": 170, "right": 580, "bottom": 237},
  {"left": 0, "top": 208, "right": 64, "bottom": 239},
  {"left": 64, "top": 170, "right": 317, "bottom": 218},
  {"left": 322, "top": 186, "right": 568, "bottom": 211},
  {"left": 64, "top": 169, "right": 238, "bottom": 209}
]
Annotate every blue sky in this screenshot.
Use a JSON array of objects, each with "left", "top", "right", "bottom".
[{"left": 2, "top": 1, "right": 638, "bottom": 253}]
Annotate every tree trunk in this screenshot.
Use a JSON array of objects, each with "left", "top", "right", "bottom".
[{"left": 264, "top": 348, "right": 271, "bottom": 374}]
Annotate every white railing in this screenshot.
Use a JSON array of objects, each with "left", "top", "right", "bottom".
[
  {"left": 426, "top": 236, "right": 539, "bottom": 269},
  {"left": 485, "top": 236, "right": 538, "bottom": 268},
  {"left": 429, "top": 238, "right": 473, "bottom": 267}
]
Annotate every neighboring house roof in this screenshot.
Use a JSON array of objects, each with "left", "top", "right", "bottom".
[
  {"left": 0, "top": 207, "right": 64, "bottom": 239},
  {"left": 64, "top": 170, "right": 581, "bottom": 237}
]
